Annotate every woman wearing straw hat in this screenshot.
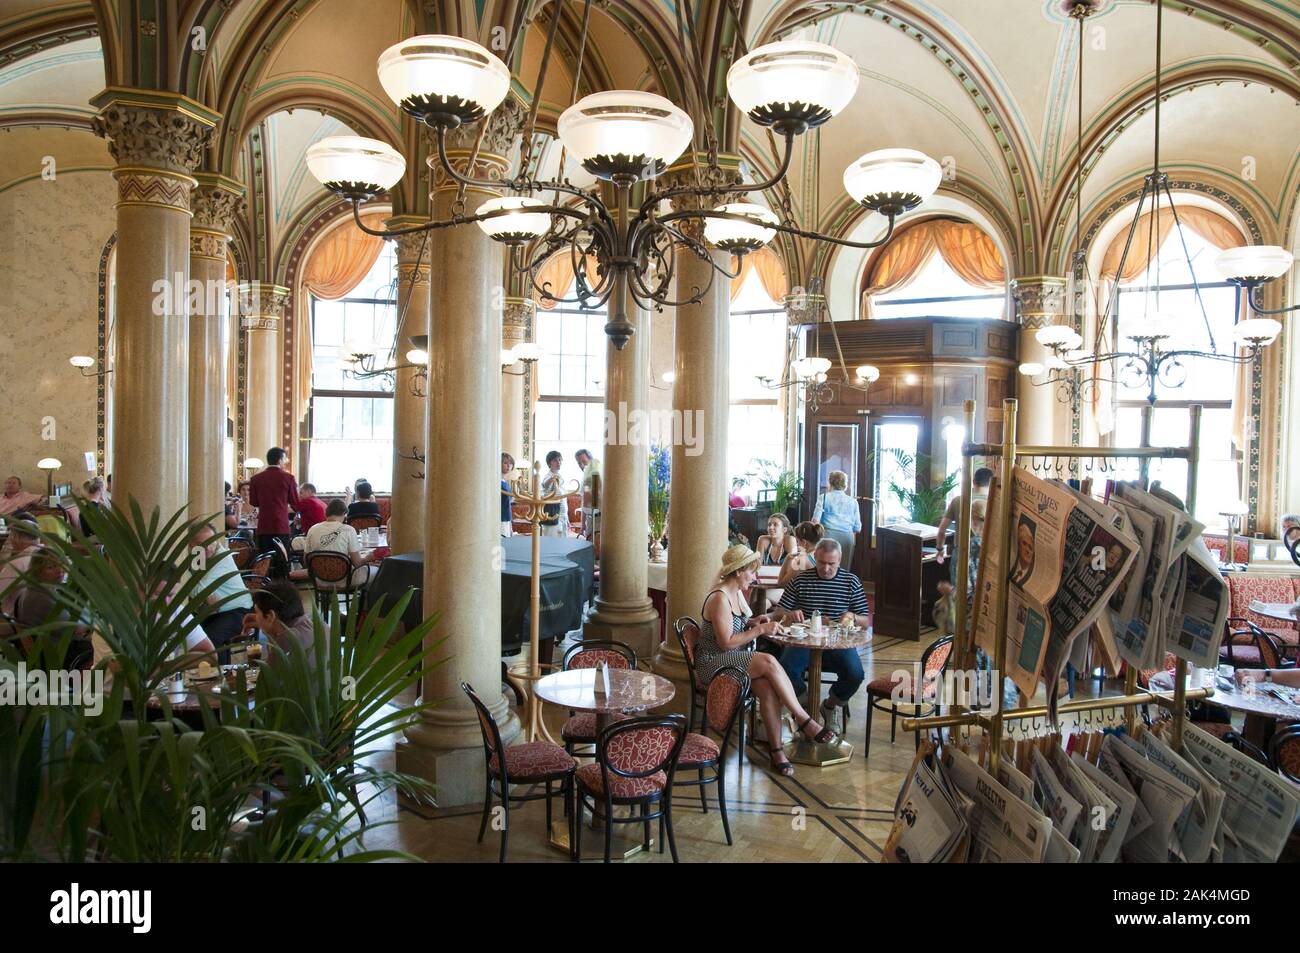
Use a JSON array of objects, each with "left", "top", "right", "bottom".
[{"left": 698, "top": 543, "right": 837, "bottom": 777}]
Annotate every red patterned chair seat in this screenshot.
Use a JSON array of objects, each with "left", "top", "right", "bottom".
[
  {"left": 575, "top": 762, "right": 667, "bottom": 800},
  {"left": 1274, "top": 735, "right": 1300, "bottom": 780},
  {"left": 561, "top": 711, "right": 630, "bottom": 741},
  {"left": 1220, "top": 645, "right": 1268, "bottom": 667},
  {"left": 677, "top": 732, "right": 720, "bottom": 766},
  {"left": 488, "top": 741, "right": 577, "bottom": 780},
  {"left": 1191, "top": 721, "right": 1234, "bottom": 740},
  {"left": 866, "top": 674, "right": 903, "bottom": 696}
]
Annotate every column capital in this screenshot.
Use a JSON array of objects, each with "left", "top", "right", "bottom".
[
  {"left": 91, "top": 88, "right": 218, "bottom": 176},
  {"left": 1010, "top": 275, "right": 1067, "bottom": 329},
  {"left": 192, "top": 173, "right": 245, "bottom": 236},
  {"left": 426, "top": 94, "right": 526, "bottom": 197},
  {"left": 661, "top": 153, "right": 746, "bottom": 217},
  {"left": 387, "top": 218, "right": 433, "bottom": 281},
  {"left": 237, "top": 282, "right": 290, "bottom": 331},
  {"left": 501, "top": 296, "right": 535, "bottom": 349}
]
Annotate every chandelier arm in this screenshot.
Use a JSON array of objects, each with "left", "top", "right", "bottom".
[
  {"left": 1245, "top": 285, "right": 1300, "bottom": 316},
  {"left": 643, "top": 224, "right": 743, "bottom": 282},
  {"left": 636, "top": 130, "right": 797, "bottom": 218},
  {"left": 626, "top": 238, "right": 682, "bottom": 305},
  {"left": 347, "top": 197, "right": 591, "bottom": 237},
  {"left": 650, "top": 207, "right": 899, "bottom": 251}
]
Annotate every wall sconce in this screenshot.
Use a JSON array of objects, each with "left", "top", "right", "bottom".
[
  {"left": 69, "top": 355, "right": 111, "bottom": 378},
  {"left": 502, "top": 341, "right": 543, "bottom": 376}
]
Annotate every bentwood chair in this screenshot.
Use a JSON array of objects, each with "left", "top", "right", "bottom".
[
  {"left": 241, "top": 551, "right": 276, "bottom": 591},
  {"left": 559, "top": 640, "right": 635, "bottom": 756},
  {"left": 304, "top": 551, "right": 363, "bottom": 622},
  {"left": 673, "top": 616, "right": 756, "bottom": 755},
  {"left": 345, "top": 514, "right": 382, "bottom": 532},
  {"left": 1270, "top": 723, "right": 1300, "bottom": 784},
  {"left": 673, "top": 665, "right": 750, "bottom": 846},
  {"left": 863, "top": 634, "right": 954, "bottom": 762},
  {"left": 463, "top": 682, "right": 577, "bottom": 863},
  {"left": 575, "top": 714, "right": 687, "bottom": 863},
  {"left": 1220, "top": 618, "right": 1292, "bottom": 670}
]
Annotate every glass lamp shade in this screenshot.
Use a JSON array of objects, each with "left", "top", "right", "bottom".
[
  {"left": 243, "top": 457, "right": 264, "bottom": 470},
  {"left": 1045, "top": 355, "right": 1069, "bottom": 371},
  {"left": 843, "top": 148, "right": 941, "bottom": 215},
  {"left": 36, "top": 458, "right": 61, "bottom": 470},
  {"left": 500, "top": 348, "right": 518, "bottom": 367},
  {"left": 377, "top": 35, "right": 510, "bottom": 127},
  {"left": 306, "top": 137, "right": 405, "bottom": 199},
  {"left": 792, "top": 356, "right": 832, "bottom": 379},
  {"left": 511, "top": 341, "right": 543, "bottom": 362},
  {"left": 405, "top": 348, "right": 429, "bottom": 365},
  {"left": 69, "top": 355, "right": 95, "bottom": 368},
  {"left": 703, "top": 203, "right": 778, "bottom": 254},
  {"left": 726, "top": 40, "right": 858, "bottom": 133},
  {"left": 1034, "top": 324, "right": 1081, "bottom": 349},
  {"left": 476, "top": 196, "right": 550, "bottom": 244},
  {"left": 1232, "top": 318, "right": 1282, "bottom": 346},
  {"left": 1219, "top": 499, "right": 1249, "bottom": 517},
  {"left": 1018, "top": 362, "right": 1045, "bottom": 377},
  {"left": 1215, "top": 245, "right": 1293, "bottom": 285},
  {"left": 1128, "top": 314, "right": 1176, "bottom": 342},
  {"left": 854, "top": 364, "right": 881, "bottom": 383},
  {"left": 661, "top": 371, "right": 676, "bottom": 384},
  {"left": 556, "top": 91, "right": 693, "bottom": 181}
]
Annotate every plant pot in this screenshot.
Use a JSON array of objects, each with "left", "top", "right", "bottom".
[{"left": 649, "top": 533, "right": 666, "bottom": 563}]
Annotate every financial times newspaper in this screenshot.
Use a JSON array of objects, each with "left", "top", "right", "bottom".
[{"left": 973, "top": 469, "right": 1138, "bottom": 698}]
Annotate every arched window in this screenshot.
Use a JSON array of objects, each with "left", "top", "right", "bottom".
[
  {"left": 861, "top": 218, "right": 1006, "bottom": 320},
  {"left": 535, "top": 276, "right": 606, "bottom": 488}
]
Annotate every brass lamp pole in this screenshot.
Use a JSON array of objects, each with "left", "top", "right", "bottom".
[{"left": 504, "top": 461, "right": 579, "bottom": 743}]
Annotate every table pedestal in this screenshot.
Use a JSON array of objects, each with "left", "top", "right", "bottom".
[{"left": 785, "top": 647, "right": 854, "bottom": 766}]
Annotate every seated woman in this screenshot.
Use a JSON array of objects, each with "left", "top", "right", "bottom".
[
  {"left": 757, "top": 514, "right": 796, "bottom": 568},
  {"left": 777, "top": 520, "right": 825, "bottom": 588},
  {"left": 290, "top": 499, "right": 381, "bottom": 588},
  {"left": 697, "top": 543, "right": 835, "bottom": 778},
  {"left": 239, "top": 577, "right": 315, "bottom": 668}
]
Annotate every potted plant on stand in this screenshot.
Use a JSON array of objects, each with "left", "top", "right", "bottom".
[
  {"left": 648, "top": 443, "right": 670, "bottom": 562},
  {"left": 745, "top": 459, "right": 804, "bottom": 525},
  {"left": 872, "top": 448, "right": 959, "bottom": 525}
]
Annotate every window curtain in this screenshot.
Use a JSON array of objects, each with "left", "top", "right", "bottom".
[
  {"left": 296, "top": 212, "right": 389, "bottom": 427},
  {"left": 1090, "top": 206, "right": 1246, "bottom": 439},
  {"left": 860, "top": 219, "right": 1005, "bottom": 317},
  {"left": 532, "top": 253, "right": 594, "bottom": 309},
  {"left": 730, "top": 246, "right": 788, "bottom": 302}
]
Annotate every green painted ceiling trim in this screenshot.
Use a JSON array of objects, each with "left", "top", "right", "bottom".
[
  {"left": 0, "top": 47, "right": 102, "bottom": 84},
  {"left": 251, "top": 74, "right": 401, "bottom": 134}
]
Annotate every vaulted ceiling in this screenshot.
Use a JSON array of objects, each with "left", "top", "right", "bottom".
[{"left": 0, "top": 0, "right": 1296, "bottom": 281}]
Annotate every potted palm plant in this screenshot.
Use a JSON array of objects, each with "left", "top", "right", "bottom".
[{"left": 872, "top": 448, "right": 959, "bottom": 525}]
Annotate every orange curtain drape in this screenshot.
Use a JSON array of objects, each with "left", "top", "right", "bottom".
[
  {"left": 860, "top": 219, "right": 1005, "bottom": 317},
  {"left": 296, "top": 213, "right": 388, "bottom": 426},
  {"left": 1099, "top": 205, "right": 1243, "bottom": 281},
  {"left": 730, "top": 246, "right": 789, "bottom": 301},
  {"left": 532, "top": 253, "right": 597, "bottom": 309}
]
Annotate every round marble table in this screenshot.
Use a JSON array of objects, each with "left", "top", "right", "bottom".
[
  {"left": 765, "top": 624, "right": 872, "bottom": 766},
  {"left": 535, "top": 667, "right": 675, "bottom": 737},
  {"left": 1204, "top": 678, "right": 1300, "bottom": 748}
]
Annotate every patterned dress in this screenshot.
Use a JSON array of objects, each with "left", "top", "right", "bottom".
[{"left": 696, "top": 589, "right": 755, "bottom": 684}]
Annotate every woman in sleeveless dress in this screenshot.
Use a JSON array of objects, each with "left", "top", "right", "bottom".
[
  {"left": 776, "top": 520, "right": 824, "bottom": 588},
  {"left": 697, "top": 543, "right": 835, "bottom": 777}
]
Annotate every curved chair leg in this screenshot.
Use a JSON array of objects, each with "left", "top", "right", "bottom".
[
  {"left": 641, "top": 801, "right": 651, "bottom": 850},
  {"left": 890, "top": 708, "right": 897, "bottom": 744},
  {"left": 573, "top": 789, "right": 584, "bottom": 862},
  {"left": 717, "top": 764, "right": 732, "bottom": 846},
  {"left": 698, "top": 767, "right": 708, "bottom": 813},
  {"left": 545, "top": 779, "right": 553, "bottom": 837},
  {"left": 477, "top": 775, "right": 492, "bottom": 843},
  {"left": 664, "top": 794, "right": 679, "bottom": 862},
  {"left": 864, "top": 698, "right": 875, "bottom": 762},
  {"left": 602, "top": 795, "right": 614, "bottom": 864},
  {"left": 498, "top": 787, "right": 510, "bottom": 864}
]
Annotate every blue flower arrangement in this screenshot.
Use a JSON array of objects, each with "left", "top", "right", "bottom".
[{"left": 648, "top": 443, "right": 671, "bottom": 541}]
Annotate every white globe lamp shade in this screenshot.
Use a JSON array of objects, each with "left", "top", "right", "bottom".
[
  {"left": 1232, "top": 318, "right": 1282, "bottom": 346},
  {"left": 405, "top": 348, "right": 429, "bottom": 365},
  {"left": 793, "top": 356, "right": 832, "bottom": 380},
  {"left": 306, "top": 136, "right": 405, "bottom": 200},
  {"left": 1220, "top": 499, "right": 1249, "bottom": 516},
  {"left": 511, "top": 341, "right": 543, "bottom": 362},
  {"left": 243, "top": 457, "right": 264, "bottom": 470},
  {"left": 476, "top": 196, "right": 550, "bottom": 244},
  {"left": 843, "top": 148, "right": 942, "bottom": 215},
  {"left": 703, "top": 203, "right": 778, "bottom": 254},
  {"left": 1214, "top": 245, "right": 1293, "bottom": 285},
  {"left": 557, "top": 91, "right": 693, "bottom": 182},
  {"left": 726, "top": 41, "right": 859, "bottom": 134},
  {"left": 1045, "top": 355, "right": 1069, "bottom": 371},
  {"left": 1034, "top": 325, "right": 1081, "bottom": 349},
  {"left": 377, "top": 35, "right": 510, "bottom": 127},
  {"left": 854, "top": 364, "right": 881, "bottom": 383},
  {"left": 1128, "top": 314, "right": 1177, "bottom": 342},
  {"left": 501, "top": 348, "right": 518, "bottom": 367},
  {"left": 1018, "top": 362, "right": 1045, "bottom": 377},
  {"left": 36, "top": 458, "right": 61, "bottom": 471},
  {"left": 69, "top": 355, "right": 95, "bottom": 369}
]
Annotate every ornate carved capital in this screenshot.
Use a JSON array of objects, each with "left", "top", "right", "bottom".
[
  {"left": 502, "top": 296, "right": 535, "bottom": 349},
  {"left": 426, "top": 94, "right": 526, "bottom": 196},
  {"left": 190, "top": 230, "right": 227, "bottom": 261},
  {"left": 1010, "top": 276, "right": 1067, "bottom": 328},
  {"left": 658, "top": 153, "right": 746, "bottom": 241},
  {"left": 192, "top": 174, "right": 245, "bottom": 237},
  {"left": 92, "top": 102, "right": 213, "bottom": 176},
  {"left": 237, "top": 282, "right": 290, "bottom": 332}
]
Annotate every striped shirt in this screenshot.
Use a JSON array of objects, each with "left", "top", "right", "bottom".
[
  {"left": 813, "top": 490, "right": 862, "bottom": 533},
  {"left": 778, "top": 568, "right": 869, "bottom": 620}
]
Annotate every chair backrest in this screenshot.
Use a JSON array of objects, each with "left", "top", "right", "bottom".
[
  {"left": 347, "top": 514, "right": 382, "bottom": 531},
  {"left": 705, "top": 665, "right": 750, "bottom": 739},
  {"left": 461, "top": 681, "right": 506, "bottom": 775},
  {"left": 230, "top": 541, "right": 255, "bottom": 570},
  {"left": 596, "top": 714, "right": 686, "bottom": 783},
  {"left": 306, "top": 551, "right": 354, "bottom": 586},
  {"left": 243, "top": 551, "right": 276, "bottom": 589},
  {"left": 917, "top": 634, "right": 954, "bottom": 702},
  {"left": 673, "top": 617, "right": 699, "bottom": 670},
  {"left": 1269, "top": 723, "right": 1300, "bottom": 784},
  {"left": 562, "top": 639, "right": 635, "bottom": 671}
]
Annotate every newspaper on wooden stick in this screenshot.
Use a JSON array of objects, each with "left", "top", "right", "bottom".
[{"left": 941, "top": 746, "right": 1051, "bottom": 863}]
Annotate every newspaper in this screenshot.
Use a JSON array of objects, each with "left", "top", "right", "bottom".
[
  {"left": 884, "top": 749, "right": 968, "bottom": 863},
  {"left": 1170, "top": 539, "right": 1230, "bottom": 668},
  {"left": 942, "top": 747, "right": 1051, "bottom": 862},
  {"left": 1031, "top": 747, "right": 1082, "bottom": 838},
  {"left": 1101, "top": 734, "right": 1197, "bottom": 863},
  {"left": 1140, "top": 728, "right": 1222, "bottom": 864},
  {"left": 1072, "top": 751, "right": 1136, "bottom": 863},
  {"left": 1181, "top": 722, "right": 1300, "bottom": 863},
  {"left": 973, "top": 468, "right": 1138, "bottom": 699}
]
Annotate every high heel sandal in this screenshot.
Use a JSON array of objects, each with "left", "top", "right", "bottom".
[
  {"left": 797, "top": 716, "right": 836, "bottom": 745},
  {"left": 768, "top": 744, "right": 795, "bottom": 777}
]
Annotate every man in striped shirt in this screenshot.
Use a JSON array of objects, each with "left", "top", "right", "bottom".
[{"left": 773, "top": 538, "right": 868, "bottom": 732}]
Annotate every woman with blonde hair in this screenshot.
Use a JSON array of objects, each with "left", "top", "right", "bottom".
[
  {"left": 812, "top": 469, "right": 861, "bottom": 573},
  {"left": 697, "top": 543, "right": 835, "bottom": 777}
]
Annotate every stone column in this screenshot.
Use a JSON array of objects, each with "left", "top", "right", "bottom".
[
  {"left": 397, "top": 98, "right": 525, "bottom": 804},
  {"left": 189, "top": 174, "right": 243, "bottom": 524},
  {"left": 237, "top": 281, "right": 290, "bottom": 468},
  {"left": 1010, "top": 276, "right": 1067, "bottom": 446},
  {"left": 653, "top": 160, "right": 737, "bottom": 691},
  {"left": 500, "top": 296, "right": 535, "bottom": 462},
  {"left": 91, "top": 91, "right": 217, "bottom": 517},
  {"left": 584, "top": 279, "right": 660, "bottom": 660},
  {"left": 388, "top": 224, "right": 431, "bottom": 555}
]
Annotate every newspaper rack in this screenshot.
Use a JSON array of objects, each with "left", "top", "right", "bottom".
[{"left": 902, "top": 397, "right": 1214, "bottom": 775}]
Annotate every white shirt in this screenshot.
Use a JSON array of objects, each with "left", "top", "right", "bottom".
[
  {"left": 0, "top": 550, "right": 33, "bottom": 616},
  {"left": 305, "top": 520, "right": 360, "bottom": 557}
]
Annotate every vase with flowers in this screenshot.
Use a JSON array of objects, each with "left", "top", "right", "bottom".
[{"left": 648, "top": 443, "right": 671, "bottom": 562}]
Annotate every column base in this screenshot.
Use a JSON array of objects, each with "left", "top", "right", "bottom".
[
  {"left": 583, "top": 608, "right": 661, "bottom": 665},
  {"left": 650, "top": 643, "right": 692, "bottom": 717},
  {"left": 395, "top": 701, "right": 521, "bottom": 807}
]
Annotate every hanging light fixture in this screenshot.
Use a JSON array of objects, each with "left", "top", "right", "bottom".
[
  {"left": 1214, "top": 245, "right": 1298, "bottom": 317},
  {"left": 307, "top": 13, "right": 943, "bottom": 350}
]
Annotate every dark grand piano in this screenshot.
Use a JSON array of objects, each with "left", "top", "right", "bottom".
[{"left": 364, "top": 536, "right": 595, "bottom": 654}]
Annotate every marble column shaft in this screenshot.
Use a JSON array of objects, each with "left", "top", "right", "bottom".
[
  {"left": 237, "top": 281, "right": 290, "bottom": 466},
  {"left": 188, "top": 174, "right": 242, "bottom": 525},
  {"left": 92, "top": 94, "right": 217, "bottom": 517},
  {"left": 1011, "top": 276, "right": 1067, "bottom": 446},
  {"left": 389, "top": 225, "right": 431, "bottom": 555}
]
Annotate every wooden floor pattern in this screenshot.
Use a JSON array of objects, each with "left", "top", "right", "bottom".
[{"left": 357, "top": 633, "right": 933, "bottom": 863}]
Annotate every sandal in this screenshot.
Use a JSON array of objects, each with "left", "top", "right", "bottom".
[
  {"left": 768, "top": 745, "right": 795, "bottom": 778},
  {"left": 797, "top": 716, "right": 836, "bottom": 745}
]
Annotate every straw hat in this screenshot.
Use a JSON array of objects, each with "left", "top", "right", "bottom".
[{"left": 719, "top": 542, "right": 760, "bottom": 580}]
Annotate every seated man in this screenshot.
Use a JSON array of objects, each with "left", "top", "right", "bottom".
[
  {"left": 190, "top": 524, "right": 254, "bottom": 655},
  {"left": 346, "top": 481, "right": 381, "bottom": 522},
  {"left": 11, "top": 548, "right": 94, "bottom": 668},
  {"left": 291, "top": 499, "right": 381, "bottom": 588},
  {"left": 0, "top": 475, "right": 41, "bottom": 516},
  {"left": 0, "top": 518, "right": 40, "bottom": 616},
  {"left": 770, "top": 538, "right": 869, "bottom": 733}
]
